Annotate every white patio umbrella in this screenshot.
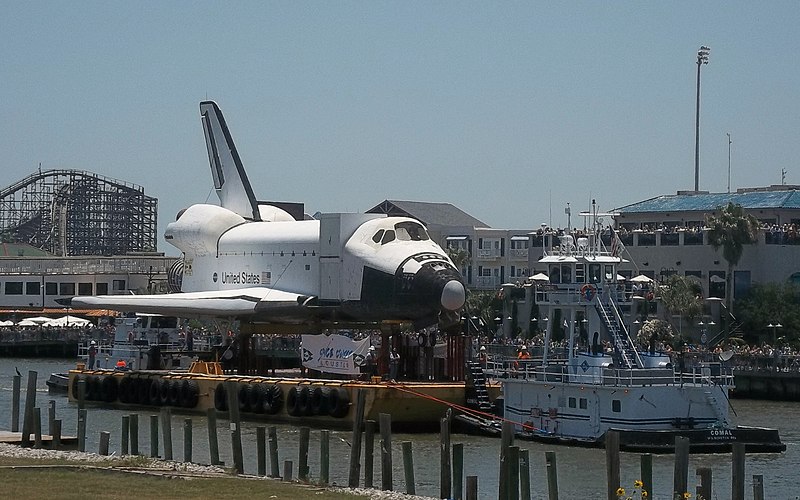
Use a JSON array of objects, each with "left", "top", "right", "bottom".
[
  {"left": 24, "top": 316, "right": 53, "bottom": 324},
  {"left": 45, "top": 315, "right": 92, "bottom": 327},
  {"left": 630, "top": 274, "right": 654, "bottom": 283},
  {"left": 530, "top": 273, "right": 550, "bottom": 282},
  {"left": 0, "top": 320, "right": 14, "bottom": 327},
  {"left": 16, "top": 319, "right": 40, "bottom": 327}
]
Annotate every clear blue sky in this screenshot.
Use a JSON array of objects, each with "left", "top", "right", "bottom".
[{"left": 3, "top": 2, "right": 799, "bottom": 254}]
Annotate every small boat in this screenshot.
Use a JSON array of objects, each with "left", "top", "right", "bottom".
[
  {"left": 46, "top": 372, "right": 69, "bottom": 393},
  {"left": 487, "top": 203, "right": 785, "bottom": 454}
]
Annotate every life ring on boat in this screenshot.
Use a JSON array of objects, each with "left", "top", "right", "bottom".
[
  {"left": 179, "top": 380, "right": 199, "bottom": 408},
  {"left": 100, "top": 375, "right": 119, "bottom": 403},
  {"left": 262, "top": 384, "right": 283, "bottom": 415},
  {"left": 249, "top": 384, "right": 267, "bottom": 414},
  {"left": 327, "top": 388, "right": 350, "bottom": 418},
  {"left": 168, "top": 379, "right": 181, "bottom": 406},
  {"left": 238, "top": 384, "right": 254, "bottom": 413},
  {"left": 286, "top": 386, "right": 300, "bottom": 416},
  {"left": 580, "top": 284, "right": 596, "bottom": 302},
  {"left": 310, "top": 387, "right": 330, "bottom": 415},
  {"left": 296, "top": 386, "right": 312, "bottom": 416},
  {"left": 214, "top": 384, "right": 228, "bottom": 411}
]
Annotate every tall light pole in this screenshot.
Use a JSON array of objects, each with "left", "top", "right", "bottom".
[
  {"left": 694, "top": 46, "right": 710, "bottom": 192},
  {"left": 727, "top": 132, "right": 732, "bottom": 193}
]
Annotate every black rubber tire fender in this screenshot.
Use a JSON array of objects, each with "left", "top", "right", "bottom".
[
  {"left": 101, "top": 375, "right": 119, "bottom": 403},
  {"left": 310, "top": 386, "right": 330, "bottom": 415},
  {"left": 328, "top": 388, "right": 351, "bottom": 418},
  {"left": 70, "top": 375, "right": 81, "bottom": 400},
  {"left": 286, "top": 386, "right": 300, "bottom": 416},
  {"left": 238, "top": 384, "right": 253, "bottom": 413},
  {"left": 159, "top": 379, "right": 171, "bottom": 406},
  {"left": 137, "top": 377, "right": 152, "bottom": 405},
  {"left": 168, "top": 379, "right": 181, "bottom": 406},
  {"left": 179, "top": 380, "right": 200, "bottom": 408},
  {"left": 86, "top": 376, "right": 100, "bottom": 401},
  {"left": 214, "top": 384, "right": 228, "bottom": 411},
  {"left": 249, "top": 384, "right": 267, "bottom": 414},
  {"left": 296, "top": 386, "right": 311, "bottom": 416},
  {"left": 149, "top": 378, "right": 163, "bottom": 406},
  {"left": 263, "top": 384, "right": 283, "bottom": 415},
  {"left": 118, "top": 376, "right": 132, "bottom": 404}
]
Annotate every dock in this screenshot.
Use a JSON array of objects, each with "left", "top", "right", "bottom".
[{"left": 0, "top": 431, "right": 78, "bottom": 448}]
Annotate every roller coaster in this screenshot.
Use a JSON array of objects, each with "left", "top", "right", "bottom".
[{"left": 0, "top": 169, "right": 157, "bottom": 256}]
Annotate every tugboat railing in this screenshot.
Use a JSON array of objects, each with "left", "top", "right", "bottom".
[{"left": 487, "top": 359, "right": 734, "bottom": 388}]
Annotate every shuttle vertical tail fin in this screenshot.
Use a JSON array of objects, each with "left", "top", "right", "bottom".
[{"left": 199, "top": 101, "right": 261, "bottom": 221}]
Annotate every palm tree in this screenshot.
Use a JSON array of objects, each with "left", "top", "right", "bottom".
[
  {"left": 446, "top": 246, "right": 470, "bottom": 275},
  {"left": 706, "top": 202, "right": 760, "bottom": 314},
  {"left": 659, "top": 274, "right": 704, "bottom": 341}
]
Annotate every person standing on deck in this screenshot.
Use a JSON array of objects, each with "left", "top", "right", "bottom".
[
  {"left": 88, "top": 340, "right": 98, "bottom": 369},
  {"left": 389, "top": 347, "right": 400, "bottom": 382}
]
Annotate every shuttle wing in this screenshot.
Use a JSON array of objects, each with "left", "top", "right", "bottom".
[{"left": 60, "top": 287, "right": 315, "bottom": 319}]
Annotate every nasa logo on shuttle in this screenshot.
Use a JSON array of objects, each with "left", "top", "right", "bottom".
[
  {"left": 212, "top": 272, "right": 218, "bottom": 283},
  {"left": 221, "top": 271, "right": 261, "bottom": 285}
]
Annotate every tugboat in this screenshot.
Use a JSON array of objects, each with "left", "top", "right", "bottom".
[{"left": 490, "top": 201, "right": 784, "bottom": 453}]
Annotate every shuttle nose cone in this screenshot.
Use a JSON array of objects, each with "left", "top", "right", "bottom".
[{"left": 441, "top": 279, "right": 466, "bottom": 311}]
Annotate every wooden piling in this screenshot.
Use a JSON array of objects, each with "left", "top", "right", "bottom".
[
  {"left": 520, "top": 448, "right": 531, "bottom": 500},
  {"left": 379, "top": 412, "right": 393, "bottom": 491},
  {"left": 48, "top": 400, "right": 56, "bottom": 437},
  {"left": 130, "top": 414, "right": 139, "bottom": 455},
  {"left": 753, "top": 474, "right": 764, "bottom": 500},
  {"left": 224, "top": 381, "right": 244, "bottom": 474},
  {"left": 283, "top": 460, "right": 293, "bottom": 482},
  {"left": 150, "top": 415, "right": 160, "bottom": 458},
  {"left": 161, "top": 407, "right": 173, "bottom": 461},
  {"left": 605, "top": 430, "right": 620, "bottom": 500},
  {"left": 508, "top": 446, "right": 520, "bottom": 500},
  {"left": 268, "top": 426, "right": 280, "bottom": 478},
  {"left": 298, "top": 426, "right": 310, "bottom": 481},
  {"left": 348, "top": 389, "right": 367, "bottom": 488},
  {"left": 21, "top": 371, "right": 38, "bottom": 447},
  {"left": 206, "top": 408, "right": 220, "bottom": 466},
  {"left": 77, "top": 408, "right": 87, "bottom": 453},
  {"left": 466, "top": 475, "right": 478, "bottom": 500},
  {"left": 121, "top": 415, "right": 130, "bottom": 455},
  {"left": 77, "top": 377, "right": 85, "bottom": 411},
  {"left": 545, "top": 450, "right": 559, "bottom": 500},
  {"left": 499, "top": 420, "right": 514, "bottom": 500},
  {"left": 11, "top": 373, "right": 21, "bottom": 432},
  {"left": 440, "top": 416, "right": 451, "bottom": 500},
  {"left": 99, "top": 431, "right": 110, "bottom": 456},
  {"left": 183, "top": 418, "right": 192, "bottom": 463},
  {"left": 364, "top": 419, "right": 376, "bottom": 488},
  {"left": 33, "top": 407, "right": 42, "bottom": 449},
  {"left": 731, "top": 442, "right": 745, "bottom": 500},
  {"left": 52, "top": 419, "right": 61, "bottom": 450},
  {"left": 453, "top": 443, "right": 464, "bottom": 500},
  {"left": 257, "top": 426, "right": 267, "bottom": 477},
  {"left": 401, "top": 441, "right": 415, "bottom": 495},
  {"left": 673, "top": 436, "right": 690, "bottom": 498},
  {"left": 320, "top": 430, "right": 330, "bottom": 485},
  {"left": 696, "top": 467, "right": 712, "bottom": 500},
  {"left": 640, "top": 453, "right": 653, "bottom": 500}
]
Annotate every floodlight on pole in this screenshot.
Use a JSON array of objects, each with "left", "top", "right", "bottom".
[{"left": 694, "top": 45, "right": 710, "bottom": 192}]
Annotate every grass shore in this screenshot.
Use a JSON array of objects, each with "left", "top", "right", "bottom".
[{"left": 0, "top": 455, "right": 371, "bottom": 500}]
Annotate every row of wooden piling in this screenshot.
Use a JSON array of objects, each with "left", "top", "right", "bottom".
[{"left": 9, "top": 372, "right": 772, "bottom": 499}]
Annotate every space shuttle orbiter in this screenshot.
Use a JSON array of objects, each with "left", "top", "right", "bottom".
[{"left": 61, "top": 101, "right": 466, "bottom": 330}]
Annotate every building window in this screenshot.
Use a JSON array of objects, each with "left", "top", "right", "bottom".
[
  {"left": 568, "top": 397, "right": 576, "bottom": 408},
  {"left": 78, "top": 283, "right": 93, "bottom": 296},
  {"left": 5, "top": 282, "right": 23, "bottom": 295},
  {"left": 59, "top": 283, "right": 76, "bottom": 295},
  {"left": 96, "top": 283, "right": 108, "bottom": 295},
  {"left": 26, "top": 282, "right": 40, "bottom": 296},
  {"left": 612, "top": 400, "right": 621, "bottom": 413},
  {"left": 45, "top": 282, "right": 58, "bottom": 295},
  {"left": 579, "top": 398, "right": 588, "bottom": 409},
  {"left": 112, "top": 280, "right": 126, "bottom": 291}
]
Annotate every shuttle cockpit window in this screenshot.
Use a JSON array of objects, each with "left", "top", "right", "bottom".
[
  {"left": 381, "top": 230, "right": 396, "bottom": 244},
  {"left": 372, "top": 230, "right": 385, "bottom": 243},
  {"left": 394, "top": 221, "right": 429, "bottom": 241}
]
